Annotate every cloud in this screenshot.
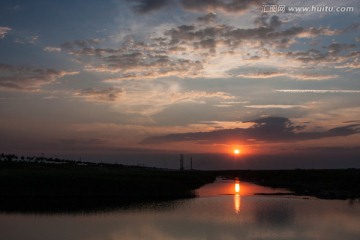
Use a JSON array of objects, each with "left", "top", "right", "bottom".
[
  {"left": 0, "top": 27, "right": 11, "bottom": 39},
  {"left": 0, "top": 63, "right": 78, "bottom": 91},
  {"left": 236, "top": 71, "right": 286, "bottom": 79},
  {"left": 126, "top": 89, "right": 235, "bottom": 115},
  {"left": 213, "top": 100, "right": 248, "bottom": 107},
  {"left": 170, "top": 90, "right": 234, "bottom": 102},
  {"left": 283, "top": 43, "right": 358, "bottom": 68},
  {"left": 106, "top": 79, "right": 235, "bottom": 115},
  {"left": 163, "top": 17, "right": 339, "bottom": 56},
  {"left": 245, "top": 105, "right": 305, "bottom": 109},
  {"left": 14, "top": 34, "right": 39, "bottom": 44},
  {"left": 44, "top": 46, "right": 62, "bottom": 52},
  {"left": 142, "top": 117, "right": 360, "bottom": 144},
  {"left": 75, "top": 87, "right": 124, "bottom": 102},
  {"left": 289, "top": 73, "right": 338, "bottom": 80},
  {"left": 130, "top": 0, "right": 171, "bottom": 14},
  {"left": 60, "top": 39, "right": 102, "bottom": 50},
  {"left": 61, "top": 37, "right": 203, "bottom": 80},
  {"left": 197, "top": 12, "right": 217, "bottom": 23},
  {"left": 180, "top": 0, "right": 266, "bottom": 13},
  {"left": 327, "top": 43, "right": 356, "bottom": 55},
  {"left": 234, "top": 71, "right": 338, "bottom": 80},
  {"left": 128, "top": 0, "right": 268, "bottom": 14},
  {"left": 275, "top": 90, "right": 360, "bottom": 94},
  {"left": 57, "top": 14, "right": 355, "bottom": 81}
]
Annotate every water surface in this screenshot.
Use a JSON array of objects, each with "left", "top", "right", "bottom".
[{"left": 0, "top": 180, "right": 359, "bottom": 240}]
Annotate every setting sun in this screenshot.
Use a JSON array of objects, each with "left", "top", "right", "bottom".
[{"left": 234, "top": 149, "right": 240, "bottom": 155}]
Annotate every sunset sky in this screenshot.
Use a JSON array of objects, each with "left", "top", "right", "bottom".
[{"left": 0, "top": 0, "right": 359, "bottom": 169}]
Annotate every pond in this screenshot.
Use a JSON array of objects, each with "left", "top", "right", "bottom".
[{"left": 0, "top": 179, "right": 359, "bottom": 240}]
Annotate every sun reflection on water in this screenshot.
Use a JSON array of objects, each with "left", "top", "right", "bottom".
[
  {"left": 234, "top": 181, "right": 241, "bottom": 214},
  {"left": 234, "top": 193, "right": 241, "bottom": 214},
  {"left": 235, "top": 182, "right": 240, "bottom": 193}
]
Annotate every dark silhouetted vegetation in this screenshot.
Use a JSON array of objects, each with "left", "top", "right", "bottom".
[{"left": 0, "top": 155, "right": 216, "bottom": 213}]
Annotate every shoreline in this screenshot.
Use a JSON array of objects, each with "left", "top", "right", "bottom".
[
  {"left": 217, "top": 169, "right": 360, "bottom": 200},
  {"left": 1, "top": 161, "right": 359, "bottom": 213}
]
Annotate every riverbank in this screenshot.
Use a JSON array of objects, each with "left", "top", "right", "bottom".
[
  {"left": 1, "top": 160, "right": 360, "bottom": 213},
  {"left": 0, "top": 161, "right": 216, "bottom": 213},
  {"left": 218, "top": 169, "right": 360, "bottom": 200}
]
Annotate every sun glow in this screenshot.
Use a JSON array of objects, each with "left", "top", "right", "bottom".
[{"left": 233, "top": 149, "right": 240, "bottom": 155}]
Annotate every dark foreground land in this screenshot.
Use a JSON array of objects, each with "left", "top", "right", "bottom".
[
  {"left": 0, "top": 161, "right": 216, "bottom": 213},
  {"left": 0, "top": 159, "right": 359, "bottom": 213}
]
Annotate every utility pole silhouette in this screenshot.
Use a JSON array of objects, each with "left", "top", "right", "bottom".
[
  {"left": 180, "top": 154, "right": 184, "bottom": 171},
  {"left": 190, "top": 157, "right": 193, "bottom": 170}
]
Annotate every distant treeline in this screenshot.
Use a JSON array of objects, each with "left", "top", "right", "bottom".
[
  {"left": 0, "top": 153, "right": 159, "bottom": 170},
  {"left": 1, "top": 153, "right": 114, "bottom": 167}
]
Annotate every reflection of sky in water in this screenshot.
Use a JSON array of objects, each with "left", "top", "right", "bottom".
[{"left": 0, "top": 184, "right": 359, "bottom": 240}]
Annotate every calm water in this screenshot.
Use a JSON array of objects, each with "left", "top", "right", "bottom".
[{"left": 0, "top": 179, "right": 359, "bottom": 240}]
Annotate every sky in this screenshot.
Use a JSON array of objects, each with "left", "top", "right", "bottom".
[{"left": 0, "top": 0, "right": 359, "bottom": 169}]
